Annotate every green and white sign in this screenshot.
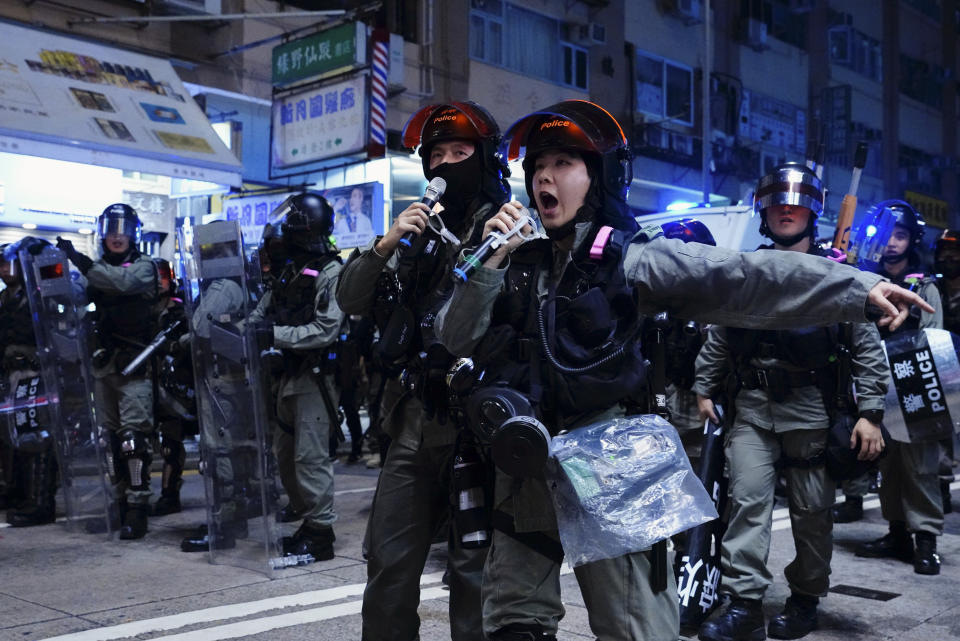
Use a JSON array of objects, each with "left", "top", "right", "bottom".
[{"left": 272, "top": 22, "right": 366, "bottom": 87}]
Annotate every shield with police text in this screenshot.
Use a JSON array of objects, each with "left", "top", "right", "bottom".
[
  {"left": 18, "top": 246, "right": 113, "bottom": 533},
  {"left": 882, "top": 328, "right": 960, "bottom": 443},
  {"left": 180, "top": 220, "right": 284, "bottom": 577}
]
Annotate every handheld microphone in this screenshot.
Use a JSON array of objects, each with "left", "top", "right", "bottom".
[
  {"left": 398, "top": 177, "right": 447, "bottom": 250},
  {"left": 452, "top": 208, "right": 539, "bottom": 282}
]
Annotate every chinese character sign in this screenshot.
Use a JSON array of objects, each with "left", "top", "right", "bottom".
[
  {"left": 271, "top": 74, "right": 367, "bottom": 170},
  {"left": 882, "top": 328, "right": 960, "bottom": 443},
  {"left": 223, "top": 192, "right": 295, "bottom": 246},
  {"left": 271, "top": 22, "right": 365, "bottom": 86}
]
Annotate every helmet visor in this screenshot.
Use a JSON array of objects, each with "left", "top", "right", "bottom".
[
  {"left": 98, "top": 215, "right": 141, "bottom": 241},
  {"left": 402, "top": 101, "right": 499, "bottom": 150},
  {"left": 755, "top": 167, "right": 824, "bottom": 216},
  {"left": 501, "top": 100, "right": 627, "bottom": 162}
]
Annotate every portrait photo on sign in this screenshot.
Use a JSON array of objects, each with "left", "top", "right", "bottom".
[{"left": 324, "top": 181, "right": 383, "bottom": 249}]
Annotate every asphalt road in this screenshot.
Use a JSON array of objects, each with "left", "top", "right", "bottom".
[{"left": 1, "top": 460, "right": 958, "bottom": 641}]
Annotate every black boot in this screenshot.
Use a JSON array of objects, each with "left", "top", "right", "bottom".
[
  {"left": 913, "top": 532, "right": 941, "bottom": 575},
  {"left": 154, "top": 437, "right": 184, "bottom": 516},
  {"left": 831, "top": 496, "right": 863, "bottom": 523},
  {"left": 699, "top": 598, "right": 765, "bottom": 641},
  {"left": 282, "top": 521, "right": 335, "bottom": 561},
  {"left": 767, "top": 594, "right": 818, "bottom": 640},
  {"left": 489, "top": 624, "right": 558, "bottom": 640},
  {"left": 855, "top": 520, "right": 914, "bottom": 562},
  {"left": 180, "top": 520, "right": 246, "bottom": 552},
  {"left": 119, "top": 504, "right": 149, "bottom": 540},
  {"left": 941, "top": 479, "right": 953, "bottom": 515},
  {"left": 8, "top": 448, "right": 57, "bottom": 527}
]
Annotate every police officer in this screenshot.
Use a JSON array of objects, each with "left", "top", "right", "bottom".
[
  {"left": 151, "top": 258, "right": 193, "bottom": 517},
  {"left": 336, "top": 101, "right": 509, "bottom": 641},
  {"left": 693, "top": 163, "right": 888, "bottom": 641},
  {"left": 0, "top": 238, "right": 59, "bottom": 527},
  {"left": 855, "top": 201, "right": 945, "bottom": 575},
  {"left": 179, "top": 227, "right": 252, "bottom": 552},
  {"left": 58, "top": 204, "right": 160, "bottom": 540},
  {"left": 933, "top": 229, "right": 959, "bottom": 514},
  {"left": 249, "top": 192, "right": 344, "bottom": 561},
  {"left": 435, "top": 102, "right": 923, "bottom": 641}
]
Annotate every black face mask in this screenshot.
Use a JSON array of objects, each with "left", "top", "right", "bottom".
[{"left": 429, "top": 152, "right": 482, "bottom": 229}]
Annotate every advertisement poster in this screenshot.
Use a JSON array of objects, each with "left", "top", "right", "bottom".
[
  {"left": 0, "top": 23, "right": 241, "bottom": 184},
  {"left": 271, "top": 73, "right": 367, "bottom": 170},
  {"left": 323, "top": 181, "right": 384, "bottom": 250}
]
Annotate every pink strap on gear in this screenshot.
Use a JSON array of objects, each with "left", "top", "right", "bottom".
[
  {"left": 301, "top": 267, "right": 319, "bottom": 277},
  {"left": 590, "top": 226, "right": 614, "bottom": 260}
]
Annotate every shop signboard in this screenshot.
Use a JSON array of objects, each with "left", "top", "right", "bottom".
[
  {"left": 270, "top": 74, "right": 368, "bottom": 171},
  {"left": 271, "top": 22, "right": 366, "bottom": 87},
  {"left": 0, "top": 23, "right": 241, "bottom": 185},
  {"left": 222, "top": 192, "right": 294, "bottom": 246}
]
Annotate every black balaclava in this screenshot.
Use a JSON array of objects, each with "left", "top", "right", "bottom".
[{"left": 427, "top": 150, "right": 482, "bottom": 232}]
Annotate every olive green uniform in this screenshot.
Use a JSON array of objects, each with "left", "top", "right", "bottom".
[
  {"left": 692, "top": 318, "right": 888, "bottom": 600},
  {"left": 436, "top": 224, "right": 885, "bottom": 640},
  {"left": 339, "top": 203, "right": 496, "bottom": 641},
  {"left": 249, "top": 260, "right": 343, "bottom": 527},
  {"left": 87, "top": 254, "right": 159, "bottom": 507},
  {"left": 877, "top": 277, "right": 945, "bottom": 536}
]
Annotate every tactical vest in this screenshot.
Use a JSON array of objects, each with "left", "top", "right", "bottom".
[
  {"left": 475, "top": 226, "right": 646, "bottom": 430},
  {"left": 936, "top": 280, "right": 960, "bottom": 335},
  {"left": 371, "top": 201, "right": 493, "bottom": 371},
  {"left": 270, "top": 254, "right": 341, "bottom": 328},
  {"left": 89, "top": 257, "right": 159, "bottom": 344}
]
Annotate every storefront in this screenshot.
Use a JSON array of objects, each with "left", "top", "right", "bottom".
[{"left": 0, "top": 20, "right": 242, "bottom": 258}]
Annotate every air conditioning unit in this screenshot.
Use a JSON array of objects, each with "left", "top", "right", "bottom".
[
  {"left": 659, "top": 0, "right": 702, "bottom": 25},
  {"left": 745, "top": 18, "right": 769, "bottom": 51},
  {"left": 564, "top": 21, "right": 606, "bottom": 46},
  {"left": 670, "top": 132, "right": 694, "bottom": 156}
]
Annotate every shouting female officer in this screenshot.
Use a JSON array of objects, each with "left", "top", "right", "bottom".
[{"left": 434, "top": 100, "right": 931, "bottom": 641}]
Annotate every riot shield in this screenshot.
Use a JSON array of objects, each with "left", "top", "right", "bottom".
[
  {"left": 882, "top": 328, "right": 960, "bottom": 443},
  {"left": 18, "top": 246, "right": 112, "bottom": 533},
  {"left": 180, "top": 220, "right": 283, "bottom": 576}
]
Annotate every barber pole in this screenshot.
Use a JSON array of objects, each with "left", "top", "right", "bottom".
[{"left": 369, "top": 29, "right": 388, "bottom": 157}]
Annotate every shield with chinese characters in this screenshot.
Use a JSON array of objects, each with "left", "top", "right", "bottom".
[
  {"left": 18, "top": 245, "right": 113, "bottom": 534},
  {"left": 882, "top": 328, "right": 960, "bottom": 443}
]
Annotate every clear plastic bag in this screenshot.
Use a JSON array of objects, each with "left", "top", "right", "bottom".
[{"left": 547, "top": 414, "right": 718, "bottom": 567}]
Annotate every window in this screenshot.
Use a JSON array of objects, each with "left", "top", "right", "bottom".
[
  {"left": 561, "top": 43, "right": 588, "bottom": 90},
  {"left": 829, "top": 26, "right": 882, "bottom": 83},
  {"left": 469, "top": 1, "right": 588, "bottom": 90},
  {"left": 635, "top": 50, "right": 693, "bottom": 126}
]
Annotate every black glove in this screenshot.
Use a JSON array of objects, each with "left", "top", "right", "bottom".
[
  {"left": 22, "top": 237, "right": 50, "bottom": 256},
  {"left": 252, "top": 322, "right": 275, "bottom": 352},
  {"left": 56, "top": 236, "right": 93, "bottom": 274}
]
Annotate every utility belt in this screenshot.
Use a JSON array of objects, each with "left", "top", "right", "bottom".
[
  {"left": 737, "top": 365, "right": 828, "bottom": 402},
  {"left": 282, "top": 347, "right": 335, "bottom": 378}
]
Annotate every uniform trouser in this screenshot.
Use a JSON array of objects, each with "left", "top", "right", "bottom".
[
  {"left": 361, "top": 437, "right": 486, "bottom": 641},
  {"left": 199, "top": 386, "right": 238, "bottom": 525},
  {"left": 94, "top": 374, "right": 154, "bottom": 506},
  {"left": 878, "top": 439, "right": 943, "bottom": 535},
  {"left": 274, "top": 374, "right": 336, "bottom": 526},
  {"left": 721, "top": 423, "right": 833, "bottom": 600},
  {"left": 840, "top": 472, "right": 871, "bottom": 499},
  {"left": 483, "top": 528, "right": 679, "bottom": 641}
]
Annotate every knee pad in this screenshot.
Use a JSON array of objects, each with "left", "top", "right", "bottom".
[{"left": 119, "top": 429, "right": 152, "bottom": 492}]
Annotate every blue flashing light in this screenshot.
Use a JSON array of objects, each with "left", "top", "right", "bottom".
[
  {"left": 865, "top": 224, "right": 878, "bottom": 238},
  {"left": 666, "top": 200, "right": 698, "bottom": 212}
]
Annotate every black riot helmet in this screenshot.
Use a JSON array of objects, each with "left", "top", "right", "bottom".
[
  {"left": 259, "top": 192, "right": 335, "bottom": 271},
  {"left": 98, "top": 203, "right": 142, "bottom": 260},
  {"left": 755, "top": 162, "right": 825, "bottom": 246},
  {"left": 1, "top": 237, "right": 49, "bottom": 285},
  {"left": 500, "top": 100, "right": 635, "bottom": 232},
  {"left": 879, "top": 199, "right": 925, "bottom": 258},
  {"left": 935, "top": 229, "right": 960, "bottom": 279},
  {"left": 402, "top": 101, "right": 510, "bottom": 216}
]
